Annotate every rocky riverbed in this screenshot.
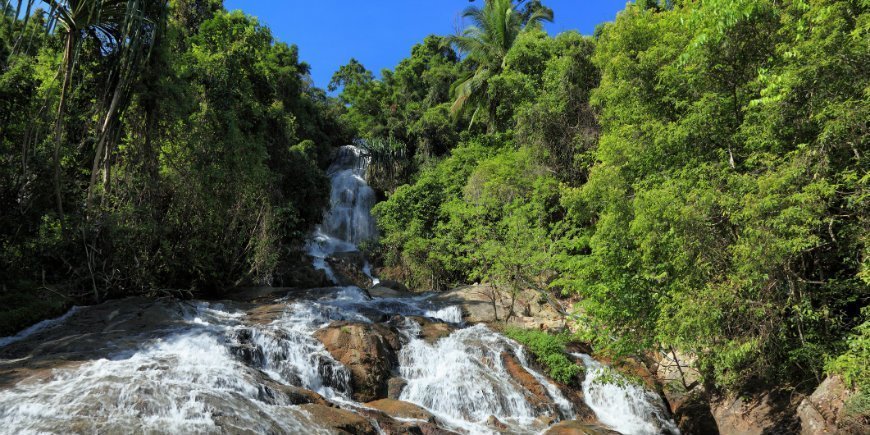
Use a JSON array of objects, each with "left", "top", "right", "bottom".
[{"left": 0, "top": 283, "right": 670, "bottom": 434}]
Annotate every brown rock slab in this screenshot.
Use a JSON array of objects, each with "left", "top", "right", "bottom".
[
  {"left": 261, "top": 381, "right": 329, "bottom": 406},
  {"left": 299, "top": 404, "right": 378, "bottom": 435},
  {"left": 377, "top": 279, "right": 410, "bottom": 293},
  {"left": 486, "top": 415, "right": 510, "bottom": 432},
  {"left": 501, "top": 351, "right": 556, "bottom": 414},
  {"left": 544, "top": 420, "right": 621, "bottom": 435},
  {"left": 365, "top": 398, "right": 435, "bottom": 422},
  {"left": 355, "top": 406, "right": 458, "bottom": 435},
  {"left": 369, "top": 285, "right": 408, "bottom": 298},
  {"left": 314, "top": 321, "right": 401, "bottom": 402}
]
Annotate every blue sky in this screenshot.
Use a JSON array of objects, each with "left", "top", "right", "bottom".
[{"left": 223, "top": 1, "right": 628, "bottom": 90}]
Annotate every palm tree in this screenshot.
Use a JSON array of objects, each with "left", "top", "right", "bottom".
[
  {"left": 40, "top": 0, "right": 162, "bottom": 215},
  {"left": 449, "top": 0, "right": 552, "bottom": 130}
]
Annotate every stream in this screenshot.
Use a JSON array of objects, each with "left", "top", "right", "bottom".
[{"left": 0, "top": 145, "right": 678, "bottom": 434}]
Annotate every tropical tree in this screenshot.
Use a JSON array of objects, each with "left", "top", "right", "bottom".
[
  {"left": 35, "top": 0, "right": 164, "bottom": 216},
  {"left": 449, "top": 0, "right": 552, "bottom": 130}
]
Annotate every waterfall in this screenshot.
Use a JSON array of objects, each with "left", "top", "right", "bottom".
[
  {"left": 0, "top": 147, "right": 678, "bottom": 434},
  {"left": 306, "top": 145, "right": 378, "bottom": 283},
  {"left": 574, "top": 353, "right": 680, "bottom": 435}
]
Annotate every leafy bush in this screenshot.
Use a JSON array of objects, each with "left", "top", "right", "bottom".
[
  {"left": 504, "top": 327, "right": 583, "bottom": 385},
  {"left": 826, "top": 310, "right": 869, "bottom": 402}
]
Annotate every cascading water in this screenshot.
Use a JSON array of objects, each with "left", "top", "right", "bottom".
[
  {"left": 0, "top": 145, "right": 679, "bottom": 434},
  {"left": 399, "top": 324, "right": 575, "bottom": 432},
  {"left": 574, "top": 353, "right": 680, "bottom": 435},
  {"left": 306, "top": 145, "right": 378, "bottom": 283}
]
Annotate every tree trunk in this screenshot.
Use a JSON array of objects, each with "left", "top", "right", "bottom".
[
  {"left": 87, "top": 68, "right": 127, "bottom": 214},
  {"left": 52, "top": 28, "right": 76, "bottom": 222}
]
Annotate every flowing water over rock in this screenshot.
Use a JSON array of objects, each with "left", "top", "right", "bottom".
[
  {"left": 575, "top": 353, "right": 680, "bottom": 435},
  {"left": 307, "top": 145, "right": 378, "bottom": 283},
  {"left": 0, "top": 145, "right": 679, "bottom": 434}
]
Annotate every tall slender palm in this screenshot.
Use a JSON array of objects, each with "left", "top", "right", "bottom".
[
  {"left": 41, "top": 0, "right": 161, "bottom": 215},
  {"left": 449, "top": 0, "right": 552, "bottom": 130}
]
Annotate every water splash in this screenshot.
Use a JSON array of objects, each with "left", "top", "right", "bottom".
[
  {"left": 0, "top": 306, "right": 82, "bottom": 349},
  {"left": 574, "top": 353, "right": 680, "bottom": 435}
]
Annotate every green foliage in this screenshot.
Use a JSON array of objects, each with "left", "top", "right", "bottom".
[
  {"left": 0, "top": 2, "right": 347, "bottom": 306},
  {"left": 555, "top": 0, "right": 869, "bottom": 390},
  {"left": 826, "top": 309, "right": 869, "bottom": 391},
  {"left": 448, "top": 0, "right": 553, "bottom": 131},
  {"left": 0, "top": 289, "right": 69, "bottom": 337},
  {"left": 504, "top": 327, "right": 583, "bottom": 385},
  {"left": 371, "top": 0, "right": 868, "bottom": 398}
]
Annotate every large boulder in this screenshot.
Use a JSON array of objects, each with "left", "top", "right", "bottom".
[
  {"left": 712, "top": 390, "right": 800, "bottom": 435},
  {"left": 314, "top": 321, "right": 401, "bottom": 402},
  {"left": 298, "top": 404, "right": 378, "bottom": 435},
  {"left": 327, "top": 251, "right": 374, "bottom": 288},
  {"left": 387, "top": 377, "right": 408, "bottom": 400},
  {"left": 797, "top": 375, "right": 863, "bottom": 434},
  {"left": 273, "top": 255, "right": 331, "bottom": 288},
  {"left": 671, "top": 388, "right": 719, "bottom": 435}
]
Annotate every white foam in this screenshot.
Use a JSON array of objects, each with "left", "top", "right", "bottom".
[
  {"left": 0, "top": 306, "right": 82, "bottom": 349},
  {"left": 574, "top": 353, "right": 680, "bottom": 434}
]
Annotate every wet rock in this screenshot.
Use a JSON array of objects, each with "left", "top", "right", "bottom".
[
  {"left": 355, "top": 406, "right": 457, "bottom": 435},
  {"left": 272, "top": 254, "right": 331, "bottom": 288},
  {"left": 377, "top": 279, "right": 410, "bottom": 293},
  {"left": 500, "top": 351, "right": 556, "bottom": 414},
  {"left": 797, "top": 375, "right": 859, "bottom": 435},
  {"left": 0, "top": 297, "right": 191, "bottom": 388},
  {"left": 298, "top": 404, "right": 378, "bottom": 435},
  {"left": 486, "top": 415, "right": 510, "bottom": 432},
  {"left": 555, "top": 384, "right": 599, "bottom": 424},
  {"left": 369, "top": 285, "right": 409, "bottom": 298},
  {"left": 245, "top": 303, "right": 287, "bottom": 325},
  {"left": 544, "top": 420, "right": 621, "bottom": 435},
  {"left": 313, "top": 321, "right": 401, "bottom": 402},
  {"left": 365, "top": 398, "right": 436, "bottom": 422},
  {"left": 406, "top": 316, "right": 454, "bottom": 344},
  {"left": 257, "top": 381, "right": 329, "bottom": 406},
  {"left": 327, "top": 251, "right": 373, "bottom": 288},
  {"left": 387, "top": 377, "right": 407, "bottom": 400},
  {"left": 230, "top": 329, "right": 265, "bottom": 367}
]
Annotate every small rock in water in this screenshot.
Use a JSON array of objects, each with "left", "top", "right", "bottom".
[
  {"left": 387, "top": 377, "right": 408, "bottom": 400},
  {"left": 486, "top": 415, "right": 510, "bottom": 431}
]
